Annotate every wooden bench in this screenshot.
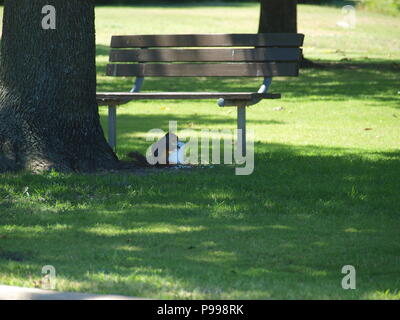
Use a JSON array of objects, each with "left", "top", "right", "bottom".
[{"left": 96, "top": 33, "right": 304, "bottom": 153}]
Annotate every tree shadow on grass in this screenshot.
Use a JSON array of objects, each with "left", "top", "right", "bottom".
[
  {"left": 0, "top": 48, "right": 398, "bottom": 298},
  {"left": 0, "top": 142, "right": 399, "bottom": 299},
  {"left": 96, "top": 44, "right": 111, "bottom": 57}
]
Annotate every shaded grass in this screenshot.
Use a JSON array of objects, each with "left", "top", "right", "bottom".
[
  {"left": 0, "top": 146, "right": 399, "bottom": 299},
  {"left": 1, "top": 4, "right": 400, "bottom": 299}
]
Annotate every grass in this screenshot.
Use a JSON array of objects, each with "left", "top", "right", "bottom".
[
  {"left": 359, "top": 0, "right": 400, "bottom": 17},
  {"left": 1, "top": 3, "right": 400, "bottom": 299}
]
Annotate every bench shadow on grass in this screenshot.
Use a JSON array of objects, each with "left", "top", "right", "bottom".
[{"left": 0, "top": 141, "right": 399, "bottom": 299}]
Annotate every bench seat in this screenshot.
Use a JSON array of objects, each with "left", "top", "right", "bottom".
[{"left": 96, "top": 92, "right": 281, "bottom": 106}]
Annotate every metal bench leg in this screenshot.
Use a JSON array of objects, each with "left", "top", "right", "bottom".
[
  {"left": 108, "top": 105, "right": 117, "bottom": 151},
  {"left": 237, "top": 106, "right": 246, "bottom": 157}
]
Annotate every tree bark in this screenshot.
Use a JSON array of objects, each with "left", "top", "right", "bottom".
[
  {"left": 0, "top": 0, "right": 119, "bottom": 172},
  {"left": 258, "top": 0, "right": 297, "bottom": 33},
  {"left": 258, "top": 0, "right": 318, "bottom": 68}
]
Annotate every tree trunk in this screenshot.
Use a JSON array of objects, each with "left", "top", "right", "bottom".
[
  {"left": 0, "top": 0, "right": 119, "bottom": 173},
  {"left": 258, "top": 0, "right": 297, "bottom": 33},
  {"left": 258, "top": 0, "right": 318, "bottom": 68}
]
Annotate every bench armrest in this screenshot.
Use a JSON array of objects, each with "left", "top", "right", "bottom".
[{"left": 217, "top": 77, "right": 272, "bottom": 107}]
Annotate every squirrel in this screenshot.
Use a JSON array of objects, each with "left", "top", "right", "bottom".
[
  {"left": 127, "top": 133, "right": 182, "bottom": 167},
  {"left": 126, "top": 151, "right": 151, "bottom": 167}
]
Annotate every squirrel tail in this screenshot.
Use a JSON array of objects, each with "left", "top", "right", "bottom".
[{"left": 127, "top": 151, "right": 151, "bottom": 167}]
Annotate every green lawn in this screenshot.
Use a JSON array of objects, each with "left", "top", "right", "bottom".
[{"left": 0, "top": 4, "right": 400, "bottom": 299}]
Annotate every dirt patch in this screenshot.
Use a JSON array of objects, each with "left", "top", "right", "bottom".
[{"left": 94, "top": 161, "right": 203, "bottom": 176}]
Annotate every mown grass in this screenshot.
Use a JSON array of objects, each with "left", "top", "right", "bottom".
[
  {"left": 0, "top": 4, "right": 400, "bottom": 299},
  {"left": 359, "top": 0, "right": 400, "bottom": 17}
]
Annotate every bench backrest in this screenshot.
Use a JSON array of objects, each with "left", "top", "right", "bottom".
[{"left": 106, "top": 33, "right": 304, "bottom": 78}]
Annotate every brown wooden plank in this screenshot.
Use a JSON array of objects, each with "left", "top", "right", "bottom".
[
  {"left": 97, "top": 92, "right": 278, "bottom": 100},
  {"left": 106, "top": 62, "right": 298, "bottom": 77},
  {"left": 111, "top": 33, "right": 305, "bottom": 48},
  {"left": 96, "top": 92, "right": 281, "bottom": 105},
  {"left": 110, "top": 48, "right": 302, "bottom": 62}
]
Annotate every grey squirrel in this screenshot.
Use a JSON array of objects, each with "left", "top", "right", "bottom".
[{"left": 127, "top": 133, "right": 183, "bottom": 167}]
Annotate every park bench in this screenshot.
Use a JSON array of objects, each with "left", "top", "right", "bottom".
[{"left": 96, "top": 33, "right": 304, "bottom": 153}]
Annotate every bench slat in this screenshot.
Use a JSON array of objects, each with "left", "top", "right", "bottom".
[
  {"left": 96, "top": 92, "right": 281, "bottom": 105},
  {"left": 111, "top": 33, "right": 305, "bottom": 48},
  {"left": 110, "top": 48, "right": 302, "bottom": 62},
  {"left": 107, "top": 62, "right": 298, "bottom": 77}
]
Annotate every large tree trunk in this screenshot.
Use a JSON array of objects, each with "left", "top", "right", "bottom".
[
  {"left": 258, "top": 0, "right": 297, "bottom": 33},
  {"left": 0, "top": 0, "right": 119, "bottom": 172},
  {"left": 258, "top": 0, "right": 317, "bottom": 68}
]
